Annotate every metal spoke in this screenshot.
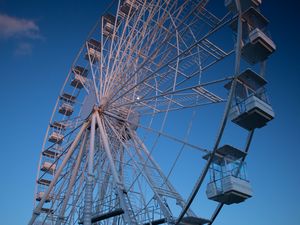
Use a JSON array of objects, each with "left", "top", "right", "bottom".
[{"left": 31, "top": 1, "right": 275, "bottom": 224}]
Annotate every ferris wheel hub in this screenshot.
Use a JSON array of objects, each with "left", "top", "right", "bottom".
[
  {"left": 30, "top": 0, "right": 276, "bottom": 224},
  {"left": 98, "top": 96, "right": 109, "bottom": 111}
]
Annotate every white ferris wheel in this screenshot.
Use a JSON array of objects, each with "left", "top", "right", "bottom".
[{"left": 29, "top": 0, "right": 276, "bottom": 225}]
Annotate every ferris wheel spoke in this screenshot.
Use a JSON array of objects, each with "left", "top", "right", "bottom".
[
  {"left": 130, "top": 130, "right": 197, "bottom": 217},
  {"left": 104, "top": 116, "right": 174, "bottom": 222},
  {"left": 117, "top": 1, "right": 178, "bottom": 63},
  {"left": 43, "top": 172, "right": 70, "bottom": 224},
  {"left": 95, "top": 163, "right": 111, "bottom": 213},
  {"left": 103, "top": 110, "right": 208, "bottom": 155},
  {"left": 106, "top": 30, "right": 173, "bottom": 98},
  {"left": 106, "top": 1, "right": 211, "bottom": 104},
  {"left": 95, "top": 112, "right": 140, "bottom": 225},
  {"left": 66, "top": 161, "right": 88, "bottom": 224},
  {"left": 151, "top": 100, "right": 226, "bottom": 115},
  {"left": 55, "top": 131, "right": 87, "bottom": 225},
  {"left": 32, "top": 1, "right": 276, "bottom": 224},
  {"left": 85, "top": 44, "right": 100, "bottom": 104},
  {"left": 111, "top": 60, "right": 230, "bottom": 114},
  {"left": 104, "top": 0, "right": 168, "bottom": 94},
  {"left": 110, "top": 76, "right": 230, "bottom": 111},
  {"left": 104, "top": 31, "right": 169, "bottom": 99},
  {"left": 134, "top": 169, "right": 153, "bottom": 222},
  {"left": 83, "top": 113, "right": 96, "bottom": 225},
  {"left": 29, "top": 121, "right": 89, "bottom": 225},
  {"left": 108, "top": 15, "right": 233, "bottom": 108},
  {"left": 133, "top": 156, "right": 173, "bottom": 221}
]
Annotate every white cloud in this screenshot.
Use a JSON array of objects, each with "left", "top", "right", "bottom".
[{"left": 0, "top": 13, "right": 41, "bottom": 39}]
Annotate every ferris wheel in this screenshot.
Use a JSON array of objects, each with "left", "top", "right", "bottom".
[{"left": 28, "top": 0, "right": 276, "bottom": 225}]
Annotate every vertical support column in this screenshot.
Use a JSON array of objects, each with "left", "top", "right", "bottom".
[
  {"left": 55, "top": 132, "right": 88, "bottom": 225},
  {"left": 105, "top": 118, "right": 174, "bottom": 223},
  {"left": 95, "top": 113, "right": 138, "bottom": 225},
  {"left": 119, "top": 145, "right": 124, "bottom": 185},
  {"left": 28, "top": 122, "right": 89, "bottom": 225},
  {"left": 84, "top": 113, "right": 96, "bottom": 225}
]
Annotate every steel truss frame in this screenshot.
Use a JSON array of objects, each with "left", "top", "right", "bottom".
[{"left": 29, "top": 0, "right": 271, "bottom": 224}]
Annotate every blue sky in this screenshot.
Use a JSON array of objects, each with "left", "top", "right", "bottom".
[{"left": 0, "top": 0, "right": 299, "bottom": 224}]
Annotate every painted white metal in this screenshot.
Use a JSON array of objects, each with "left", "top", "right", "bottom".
[
  {"left": 206, "top": 176, "right": 252, "bottom": 204},
  {"left": 48, "top": 131, "right": 64, "bottom": 143},
  {"left": 55, "top": 132, "right": 87, "bottom": 225},
  {"left": 249, "top": 28, "right": 275, "bottom": 50},
  {"left": 29, "top": 121, "right": 89, "bottom": 225},
  {"left": 242, "top": 28, "right": 276, "bottom": 64},
  {"left": 222, "top": 176, "right": 252, "bottom": 196},
  {"left": 71, "top": 74, "right": 87, "bottom": 89},
  {"left": 36, "top": 192, "right": 51, "bottom": 202},
  {"left": 41, "top": 162, "right": 56, "bottom": 174},
  {"left": 58, "top": 103, "right": 73, "bottom": 116},
  {"left": 30, "top": 0, "right": 275, "bottom": 224},
  {"left": 96, "top": 113, "right": 138, "bottom": 225},
  {"left": 83, "top": 114, "right": 96, "bottom": 225},
  {"left": 230, "top": 95, "right": 275, "bottom": 130}
]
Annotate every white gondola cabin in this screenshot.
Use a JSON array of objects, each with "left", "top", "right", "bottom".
[
  {"left": 229, "top": 7, "right": 276, "bottom": 64},
  {"left": 103, "top": 14, "right": 119, "bottom": 38},
  {"left": 242, "top": 27, "right": 276, "bottom": 64},
  {"left": 204, "top": 145, "right": 252, "bottom": 205},
  {"left": 41, "top": 162, "right": 56, "bottom": 174},
  {"left": 36, "top": 192, "right": 51, "bottom": 202},
  {"left": 85, "top": 39, "right": 101, "bottom": 63},
  {"left": 41, "top": 208, "right": 54, "bottom": 214},
  {"left": 42, "top": 149, "right": 59, "bottom": 159},
  {"left": 59, "top": 93, "right": 76, "bottom": 116},
  {"left": 119, "top": 0, "right": 139, "bottom": 17},
  {"left": 225, "top": 69, "right": 274, "bottom": 130},
  {"left": 179, "top": 217, "right": 210, "bottom": 225},
  {"left": 37, "top": 178, "right": 51, "bottom": 186},
  {"left": 71, "top": 74, "right": 87, "bottom": 89},
  {"left": 60, "top": 93, "right": 76, "bottom": 103},
  {"left": 71, "top": 66, "right": 88, "bottom": 88},
  {"left": 59, "top": 103, "right": 73, "bottom": 116},
  {"left": 73, "top": 65, "right": 88, "bottom": 77},
  {"left": 48, "top": 131, "right": 64, "bottom": 143},
  {"left": 50, "top": 121, "right": 66, "bottom": 130}
]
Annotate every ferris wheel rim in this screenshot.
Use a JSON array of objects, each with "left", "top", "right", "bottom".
[{"left": 30, "top": 0, "right": 276, "bottom": 224}]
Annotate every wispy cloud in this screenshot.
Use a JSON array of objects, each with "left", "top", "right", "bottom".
[
  {"left": 0, "top": 13, "right": 41, "bottom": 39},
  {"left": 0, "top": 13, "right": 43, "bottom": 56}
]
